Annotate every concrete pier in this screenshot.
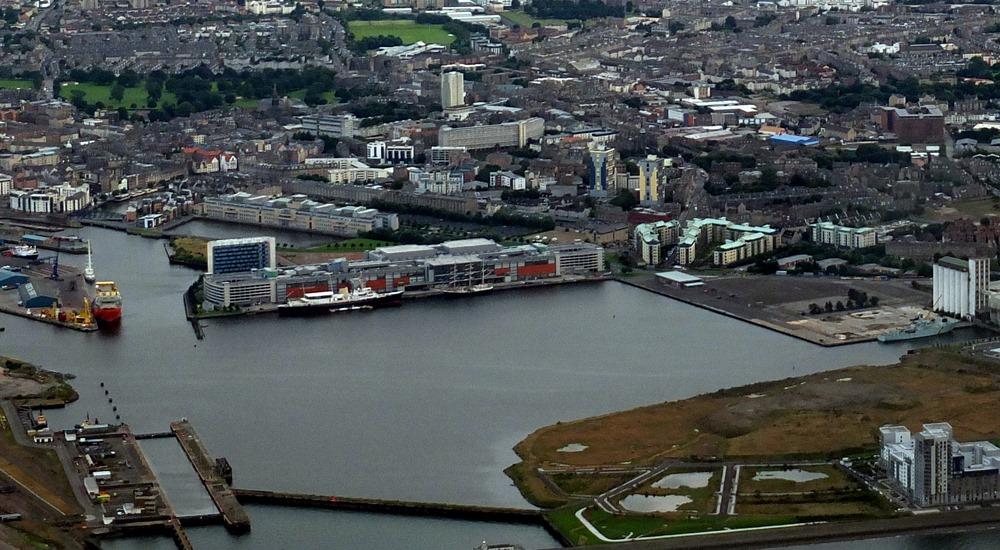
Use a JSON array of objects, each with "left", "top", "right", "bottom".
[{"left": 170, "top": 420, "right": 250, "bottom": 533}]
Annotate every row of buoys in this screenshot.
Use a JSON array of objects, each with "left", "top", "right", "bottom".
[{"left": 100, "top": 381, "right": 121, "bottom": 422}]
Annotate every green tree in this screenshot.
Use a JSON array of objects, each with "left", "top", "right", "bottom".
[{"left": 110, "top": 83, "right": 126, "bottom": 102}]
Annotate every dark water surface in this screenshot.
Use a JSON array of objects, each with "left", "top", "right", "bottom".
[{"left": 1, "top": 226, "right": 991, "bottom": 549}]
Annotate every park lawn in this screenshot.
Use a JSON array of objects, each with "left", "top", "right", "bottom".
[
  {"left": 926, "top": 197, "right": 1000, "bottom": 222},
  {"left": 501, "top": 10, "right": 577, "bottom": 27},
  {"left": 0, "top": 79, "right": 33, "bottom": 90},
  {"left": 738, "top": 464, "right": 854, "bottom": 494},
  {"left": 234, "top": 97, "right": 260, "bottom": 109},
  {"left": 287, "top": 89, "right": 337, "bottom": 104},
  {"left": 347, "top": 20, "right": 455, "bottom": 45},
  {"left": 59, "top": 81, "right": 178, "bottom": 110}
]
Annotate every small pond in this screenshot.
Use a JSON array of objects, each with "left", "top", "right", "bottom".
[
  {"left": 652, "top": 471, "right": 713, "bottom": 490},
  {"left": 752, "top": 469, "right": 828, "bottom": 483},
  {"left": 619, "top": 494, "right": 692, "bottom": 513}
]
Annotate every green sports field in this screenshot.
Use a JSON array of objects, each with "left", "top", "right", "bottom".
[
  {"left": 347, "top": 20, "right": 455, "bottom": 45},
  {"left": 0, "top": 79, "right": 34, "bottom": 90}
]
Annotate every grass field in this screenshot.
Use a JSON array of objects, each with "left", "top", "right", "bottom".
[
  {"left": 926, "top": 197, "right": 1000, "bottom": 222},
  {"left": 549, "top": 473, "right": 635, "bottom": 496},
  {"left": 347, "top": 20, "right": 456, "bottom": 45},
  {"left": 59, "top": 81, "right": 178, "bottom": 110},
  {"left": 0, "top": 400, "right": 80, "bottom": 516},
  {"left": 168, "top": 236, "right": 209, "bottom": 268},
  {"left": 501, "top": 10, "right": 577, "bottom": 28},
  {"left": 511, "top": 348, "right": 1000, "bottom": 506},
  {"left": 739, "top": 465, "right": 853, "bottom": 494},
  {"left": 60, "top": 80, "right": 334, "bottom": 110},
  {"left": 0, "top": 79, "right": 33, "bottom": 90},
  {"left": 546, "top": 506, "right": 802, "bottom": 544}
]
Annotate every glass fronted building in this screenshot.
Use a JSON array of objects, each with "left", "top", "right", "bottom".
[{"left": 206, "top": 237, "right": 277, "bottom": 275}]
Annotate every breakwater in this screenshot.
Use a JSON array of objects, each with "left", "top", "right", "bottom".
[
  {"left": 232, "top": 489, "right": 572, "bottom": 547},
  {"left": 231, "top": 488, "right": 540, "bottom": 523}
]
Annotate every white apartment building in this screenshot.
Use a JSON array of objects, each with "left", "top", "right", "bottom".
[
  {"left": 633, "top": 220, "right": 680, "bottom": 265},
  {"left": 9, "top": 184, "right": 91, "bottom": 214},
  {"left": 409, "top": 168, "right": 465, "bottom": 195},
  {"left": 810, "top": 222, "right": 877, "bottom": 249},
  {"left": 489, "top": 170, "right": 526, "bottom": 190}
]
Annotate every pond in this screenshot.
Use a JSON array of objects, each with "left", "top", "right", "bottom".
[
  {"left": 652, "top": 471, "right": 713, "bottom": 490},
  {"left": 619, "top": 494, "right": 692, "bottom": 513},
  {"left": 752, "top": 469, "right": 829, "bottom": 483}
]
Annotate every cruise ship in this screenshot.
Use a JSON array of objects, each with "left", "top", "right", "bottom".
[{"left": 278, "top": 285, "right": 403, "bottom": 316}]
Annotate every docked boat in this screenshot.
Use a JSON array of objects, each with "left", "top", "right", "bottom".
[
  {"left": 8, "top": 245, "right": 38, "bottom": 260},
  {"left": 83, "top": 243, "right": 96, "bottom": 284},
  {"left": 878, "top": 316, "right": 958, "bottom": 343},
  {"left": 278, "top": 285, "right": 403, "bottom": 317},
  {"left": 92, "top": 281, "right": 123, "bottom": 324},
  {"left": 441, "top": 283, "right": 495, "bottom": 295}
]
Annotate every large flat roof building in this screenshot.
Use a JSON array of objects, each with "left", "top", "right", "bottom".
[{"left": 438, "top": 118, "right": 544, "bottom": 151}]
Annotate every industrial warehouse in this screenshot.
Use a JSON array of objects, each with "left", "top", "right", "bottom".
[{"left": 201, "top": 237, "right": 606, "bottom": 309}]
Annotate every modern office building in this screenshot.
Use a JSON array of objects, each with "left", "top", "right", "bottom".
[
  {"left": 207, "top": 237, "right": 276, "bottom": 275},
  {"left": 202, "top": 193, "right": 399, "bottom": 237},
  {"left": 438, "top": 118, "right": 544, "bottom": 150},
  {"left": 441, "top": 71, "right": 465, "bottom": 110},
  {"left": 586, "top": 145, "right": 617, "bottom": 197},
  {"left": 366, "top": 139, "right": 415, "bottom": 164},
  {"left": 298, "top": 114, "right": 357, "bottom": 138},
  {"left": 933, "top": 256, "right": 990, "bottom": 320},
  {"left": 202, "top": 238, "right": 605, "bottom": 308},
  {"left": 881, "top": 423, "right": 1000, "bottom": 507},
  {"left": 810, "top": 222, "right": 878, "bottom": 249}
]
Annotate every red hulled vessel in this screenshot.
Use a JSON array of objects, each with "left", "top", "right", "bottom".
[{"left": 92, "top": 281, "right": 122, "bottom": 324}]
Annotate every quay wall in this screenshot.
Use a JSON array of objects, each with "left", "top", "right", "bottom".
[{"left": 614, "top": 276, "right": 852, "bottom": 347}]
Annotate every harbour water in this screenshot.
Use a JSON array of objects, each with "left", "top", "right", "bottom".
[{"left": 1, "top": 226, "right": 995, "bottom": 549}]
